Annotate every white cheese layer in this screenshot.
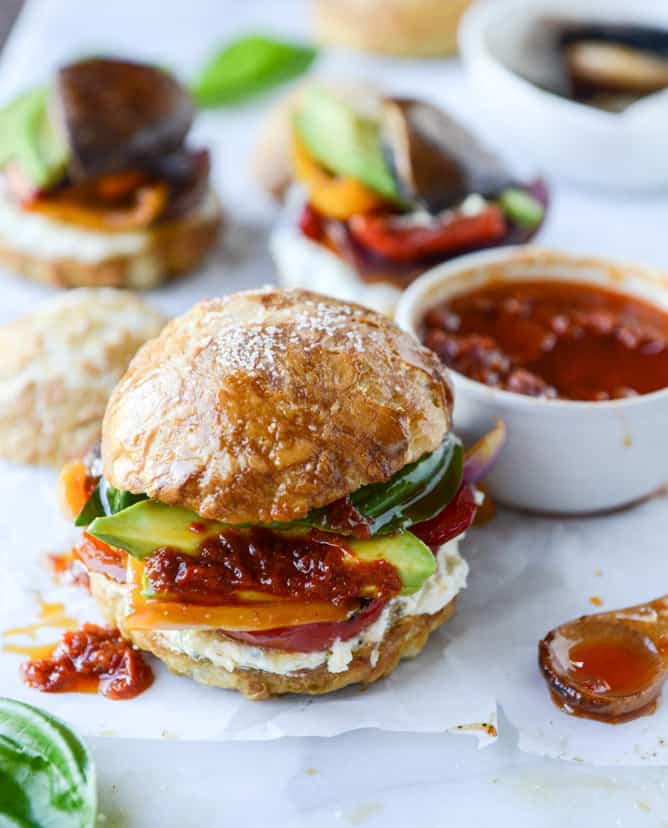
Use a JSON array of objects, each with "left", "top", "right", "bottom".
[
  {"left": 0, "top": 188, "right": 218, "bottom": 263},
  {"left": 269, "top": 188, "right": 401, "bottom": 316},
  {"left": 152, "top": 538, "right": 468, "bottom": 677}
]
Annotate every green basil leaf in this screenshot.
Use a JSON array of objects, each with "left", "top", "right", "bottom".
[
  {"left": 0, "top": 87, "right": 69, "bottom": 187},
  {"left": 74, "top": 485, "right": 105, "bottom": 527},
  {"left": 74, "top": 479, "right": 147, "bottom": 527},
  {"left": 191, "top": 34, "right": 317, "bottom": 107},
  {"left": 243, "top": 437, "right": 463, "bottom": 537},
  {"left": 350, "top": 434, "right": 464, "bottom": 534},
  {"left": 0, "top": 698, "right": 96, "bottom": 827}
]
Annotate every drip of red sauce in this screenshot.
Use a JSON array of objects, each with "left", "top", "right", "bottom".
[
  {"left": 74, "top": 533, "right": 127, "bottom": 583},
  {"left": 46, "top": 552, "right": 90, "bottom": 590},
  {"left": 144, "top": 528, "right": 402, "bottom": 606},
  {"left": 422, "top": 280, "right": 668, "bottom": 401},
  {"left": 319, "top": 497, "right": 372, "bottom": 539},
  {"left": 21, "top": 624, "right": 153, "bottom": 700}
]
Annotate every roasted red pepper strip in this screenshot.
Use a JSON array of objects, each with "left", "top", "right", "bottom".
[
  {"left": 411, "top": 485, "right": 477, "bottom": 551},
  {"left": 348, "top": 205, "right": 506, "bottom": 262}
]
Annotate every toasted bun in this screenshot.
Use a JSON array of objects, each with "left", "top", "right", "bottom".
[
  {"left": 0, "top": 190, "right": 221, "bottom": 289},
  {"left": 0, "top": 289, "right": 165, "bottom": 466},
  {"left": 102, "top": 288, "right": 452, "bottom": 523},
  {"left": 314, "top": 0, "right": 472, "bottom": 57},
  {"left": 90, "top": 570, "right": 457, "bottom": 700},
  {"left": 252, "top": 79, "right": 381, "bottom": 200}
]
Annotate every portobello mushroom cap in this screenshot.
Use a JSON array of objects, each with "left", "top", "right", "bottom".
[
  {"left": 381, "top": 98, "right": 512, "bottom": 214},
  {"left": 53, "top": 58, "right": 195, "bottom": 180}
]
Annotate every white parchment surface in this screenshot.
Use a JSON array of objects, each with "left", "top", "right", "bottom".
[{"left": 0, "top": 0, "right": 667, "bottom": 766}]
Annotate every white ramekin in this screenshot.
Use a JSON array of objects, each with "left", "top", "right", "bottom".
[
  {"left": 458, "top": 0, "right": 668, "bottom": 191},
  {"left": 395, "top": 247, "right": 668, "bottom": 514}
]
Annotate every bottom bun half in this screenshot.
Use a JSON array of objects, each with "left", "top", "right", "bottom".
[
  {"left": 0, "top": 189, "right": 221, "bottom": 289},
  {"left": 90, "top": 539, "right": 467, "bottom": 700}
]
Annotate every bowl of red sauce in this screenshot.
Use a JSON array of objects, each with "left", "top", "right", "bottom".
[{"left": 395, "top": 247, "right": 668, "bottom": 514}]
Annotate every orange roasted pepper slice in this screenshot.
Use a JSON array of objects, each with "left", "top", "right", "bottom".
[
  {"left": 57, "top": 461, "right": 93, "bottom": 520},
  {"left": 26, "top": 173, "right": 168, "bottom": 232},
  {"left": 124, "top": 557, "right": 355, "bottom": 632},
  {"left": 292, "top": 131, "right": 387, "bottom": 220}
]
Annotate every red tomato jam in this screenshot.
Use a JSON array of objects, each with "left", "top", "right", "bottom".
[
  {"left": 144, "top": 528, "right": 402, "bottom": 606},
  {"left": 21, "top": 624, "right": 153, "bottom": 700},
  {"left": 74, "top": 533, "right": 127, "bottom": 583},
  {"left": 422, "top": 280, "right": 668, "bottom": 401}
]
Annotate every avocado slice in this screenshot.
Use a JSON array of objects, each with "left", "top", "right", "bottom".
[
  {"left": 348, "top": 532, "right": 436, "bottom": 596},
  {"left": 88, "top": 500, "right": 222, "bottom": 560},
  {"left": 0, "top": 87, "right": 69, "bottom": 188},
  {"left": 88, "top": 499, "right": 437, "bottom": 595},
  {"left": 294, "top": 86, "right": 400, "bottom": 202}
]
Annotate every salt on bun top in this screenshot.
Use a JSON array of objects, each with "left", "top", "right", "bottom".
[{"left": 102, "top": 288, "right": 453, "bottom": 524}]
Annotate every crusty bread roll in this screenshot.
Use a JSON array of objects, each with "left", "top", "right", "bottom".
[
  {"left": 102, "top": 288, "right": 453, "bottom": 524},
  {"left": 0, "top": 189, "right": 221, "bottom": 289},
  {"left": 90, "top": 569, "right": 458, "bottom": 700},
  {"left": 313, "top": 0, "right": 472, "bottom": 57},
  {"left": 0, "top": 289, "right": 166, "bottom": 467}
]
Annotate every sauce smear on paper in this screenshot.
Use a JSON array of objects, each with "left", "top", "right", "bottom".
[{"left": 21, "top": 623, "right": 153, "bottom": 700}]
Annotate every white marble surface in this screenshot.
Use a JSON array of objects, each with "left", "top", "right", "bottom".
[{"left": 2, "top": 0, "right": 668, "bottom": 825}]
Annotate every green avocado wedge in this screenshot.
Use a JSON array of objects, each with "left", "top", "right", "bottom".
[
  {"left": 294, "top": 85, "right": 401, "bottom": 202},
  {"left": 88, "top": 500, "right": 220, "bottom": 559},
  {"left": 0, "top": 87, "right": 69, "bottom": 188},
  {"left": 87, "top": 500, "right": 437, "bottom": 595},
  {"left": 348, "top": 532, "right": 436, "bottom": 596},
  {"left": 0, "top": 697, "right": 97, "bottom": 828}
]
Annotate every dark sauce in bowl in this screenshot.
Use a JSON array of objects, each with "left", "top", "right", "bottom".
[{"left": 422, "top": 280, "right": 668, "bottom": 401}]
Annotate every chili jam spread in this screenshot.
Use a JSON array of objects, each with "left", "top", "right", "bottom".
[
  {"left": 144, "top": 528, "right": 402, "bottom": 606},
  {"left": 22, "top": 623, "right": 153, "bottom": 700},
  {"left": 423, "top": 280, "right": 668, "bottom": 401}
]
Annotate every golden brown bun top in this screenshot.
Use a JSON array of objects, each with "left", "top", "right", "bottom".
[{"left": 102, "top": 288, "right": 452, "bottom": 523}]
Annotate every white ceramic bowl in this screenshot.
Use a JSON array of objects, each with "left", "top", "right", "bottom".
[
  {"left": 395, "top": 247, "right": 668, "bottom": 514},
  {"left": 458, "top": 0, "right": 668, "bottom": 191}
]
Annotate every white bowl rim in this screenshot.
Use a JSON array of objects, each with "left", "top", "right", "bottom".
[
  {"left": 458, "top": 0, "right": 668, "bottom": 124},
  {"left": 395, "top": 244, "right": 668, "bottom": 412}
]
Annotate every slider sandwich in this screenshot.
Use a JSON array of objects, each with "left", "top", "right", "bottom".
[
  {"left": 60, "top": 289, "right": 486, "bottom": 699},
  {"left": 0, "top": 57, "right": 220, "bottom": 288}
]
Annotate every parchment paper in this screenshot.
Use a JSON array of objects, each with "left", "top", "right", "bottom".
[{"left": 1, "top": 0, "right": 667, "bottom": 765}]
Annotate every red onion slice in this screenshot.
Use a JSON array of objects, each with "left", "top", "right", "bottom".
[{"left": 463, "top": 420, "right": 506, "bottom": 485}]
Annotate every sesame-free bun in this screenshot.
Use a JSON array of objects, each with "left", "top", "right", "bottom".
[
  {"left": 102, "top": 288, "right": 453, "bottom": 523},
  {"left": 90, "top": 570, "right": 457, "bottom": 700},
  {"left": 0, "top": 189, "right": 221, "bottom": 289},
  {"left": 313, "top": 0, "right": 472, "bottom": 57},
  {"left": 0, "top": 289, "right": 165, "bottom": 466}
]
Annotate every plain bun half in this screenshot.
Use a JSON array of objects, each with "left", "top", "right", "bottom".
[{"left": 102, "top": 288, "right": 453, "bottom": 523}]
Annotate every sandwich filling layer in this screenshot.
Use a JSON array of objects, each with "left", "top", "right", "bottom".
[
  {"left": 0, "top": 187, "right": 218, "bottom": 263},
  {"left": 94, "top": 538, "right": 467, "bottom": 677}
]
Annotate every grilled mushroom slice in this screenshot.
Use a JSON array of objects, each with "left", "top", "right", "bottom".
[
  {"left": 381, "top": 98, "right": 512, "bottom": 213},
  {"left": 53, "top": 58, "right": 195, "bottom": 180},
  {"left": 560, "top": 23, "right": 668, "bottom": 109}
]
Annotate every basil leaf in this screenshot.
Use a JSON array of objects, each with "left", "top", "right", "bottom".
[
  {"left": 74, "top": 486, "right": 105, "bottom": 527},
  {"left": 0, "top": 87, "right": 69, "bottom": 187},
  {"left": 74, "top": 478, "right": 147, "bottom": 527},
  {"left": 192, "top": 34, "right": 317, "bottom": 107},
  {"left": 246, "top": 437, "right": 463, "bottom": 536},
  {"left": 351, "top": 434, "right": 464, "bottom": 534},
  {"left": 0, "top": 698, "right": 96, "bottom": 827}
]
